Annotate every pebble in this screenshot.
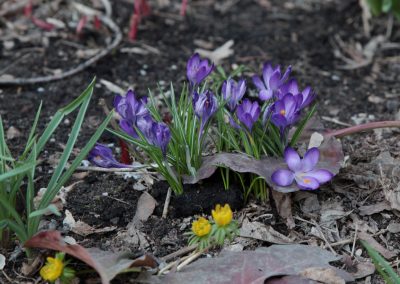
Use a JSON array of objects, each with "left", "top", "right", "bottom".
[
  {"left": 102, "top": 192, "right": 109, "bottom": 196},
  {"left": 37, "top": 87, "right": 45, "bottom": 93},
  {"left": 331, "top": 74, "right": 340, "bottom": 81},
  {"left": 171, "top": 65, "right": 177, "bottom": 70},
  {"left": 64, "top": 118, "right": 70, "bottom": 126},
  {"left": 140, "top": 69, "right": 147, "bottom": 76},
  {"left": 355, "top": 248, "right": 363, "bottom": 256},
  {"left": 50, "top": 138, "right": 56, "bottom": 143}
]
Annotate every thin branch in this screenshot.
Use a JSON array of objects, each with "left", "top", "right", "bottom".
[
  {"left": 326, "top": 121, "right": 400, "bottom": 138},
  {"left": 0, "top": 14, "right": 122, "bottom": 85}
]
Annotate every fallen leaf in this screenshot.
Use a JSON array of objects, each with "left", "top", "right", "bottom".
[
  {"left": 147, "top": 245, "right": 354, "bottom": 283},
  {"left": 195, "top": 40, "right": 234, "bottom": 64},
  {"left": 6, "top": 126, "right": 22, "bottom": 139},
  {"left": 271, "top": 191, "right": 295, "bottom": 228},
  {"left": 184, "top": 136, "right": 343, "bottom": 194},
  {"left": 359, "top": 201, "right": 391, "bottom": 216},
  {"left": 72, "top": 221, "right": 116, "bottom": 237},
  {"left": 358, "top": 231, "right": 397, "bottom": 259},
  {"left": 240, "top": 218, "right": 293, "bottom": 244},
  {"left": 387, "top": 223, "right": 400, "bottom": 233},
  {"left": 133, "top": 192, "right": 157, "bottom": 223},
  {"left": 24, "top": 231, "right": 158, "bottom": 284},
  {"left": 352, "top": 261, "right": 375, "bottom": 279},
  {"left": 300, "top": 267, "right": 345, "bottom": 284},
  {"left": 383, "top": 183, "right": 400, "bottom": 212}
]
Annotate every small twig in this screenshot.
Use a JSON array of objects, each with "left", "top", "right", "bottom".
[
  {"left": 0, "top": 14, "right": 122, "bottom": 85},
  {"left": 76, "top": 165, "right": 147, "bottom": 172},
  {"left": 161, "top": 245, "right": 197, "bottom": 262},
  {"left": 162, "top": 187, "right": 172, "bottom": 219},
  {"left": 158, "top": 254, "right": 192, "bottom": 275},
  {"left": 102, "top": 195, "right": 130, "bottom": 205},
  {"left": 1, "top": 270, "right": 13, "bottom": 283},
  {"left": 176, "top": 249, "right": 204, "bottom": 271},
  {"left": 326, "top": 121, "right": 400, "bottom": 138},
  {"left": 351, "top": 223, "right": 358, "bottom": 257},
  {"left": 321, "top": 116, "right": 352, "bottom": 127}
]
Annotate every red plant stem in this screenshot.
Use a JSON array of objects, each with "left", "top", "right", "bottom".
[
  {"left": 119, "top": 139, "right": 132, "bottom": 164},
  {"left": 76, "top": 15, "right": 88, "bottom": 35},
  {"left": 326, "top": 121, "right": 400, "bottom": 138},
  {"left": 180, "top": 0, "right": 188, "bottom": 16}
]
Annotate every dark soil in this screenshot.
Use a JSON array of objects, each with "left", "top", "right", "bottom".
[{"left": 1, "top": 0, "right": 400, "bottom": 283}]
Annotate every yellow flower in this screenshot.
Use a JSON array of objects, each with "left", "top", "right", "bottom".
[
  {"left": 192, "top": 217, "right": 211, "bottom": 237},
  {"left": 212, "top": 204, "right": 233, "bottom": 226},
  {"left": 40, "top": 257, "right": 64, "bottom": 282}
]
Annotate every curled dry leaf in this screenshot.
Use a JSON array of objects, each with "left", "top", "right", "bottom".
[
  {"left": 184, "top": 136, "right": 343, "bottom": 194},
  {"left": 24, "top": 231, "right": 158, "bottom": 284},
  {"left": 146, "top": 244, "right": 354, "bottom": 284},
  {"left": 0, "top": 254, "right": 5, "bottom": 270},
  {"left": 240, "top": 218, "right": 293, "bottom": 244}
]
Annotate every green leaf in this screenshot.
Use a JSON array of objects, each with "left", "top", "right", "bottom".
[
  {"left": 367, "top": 0, "right": 383, "bottom": 15},
  {"left": 29, "top": 204, "right": 61, "bottom": 218},
  {"left": 383, "top": 0, "right": 393, "bottom": 12},
  {"left": 361, "top": 240, "right": 400, "bottom": 283},
  {"left": 0, "top": 161, "right": 35, "bottom": 183}
]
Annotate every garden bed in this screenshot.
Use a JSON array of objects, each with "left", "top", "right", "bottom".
[{"left": 0, "top": 0, "right": 399, "bottom": 283}]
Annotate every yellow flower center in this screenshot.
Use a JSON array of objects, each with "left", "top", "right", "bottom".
[
  {"left": 40, "top": 257, "right": 64, "bottom": 282},
  {"left": 212, "top": 204, "right": 233, "bottom": 227},
  {"left": 303, "top": 178, "right": 311, "bottom": 184},
  {"left": 192, "top": 217, "right": 211, "bottom": 237},
  {"left": 280, "top": 109, "right": 286, "bottom": 116}
]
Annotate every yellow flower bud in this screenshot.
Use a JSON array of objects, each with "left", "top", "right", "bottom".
[
  {"left": 40, "top": 257, "right": 64, "bottom": 282},
  {"left": 212, "top": 204, "right": 233, "bottom": 226},
  {"left": 192, "top": 217, "right": 211, "bottom": 237}
]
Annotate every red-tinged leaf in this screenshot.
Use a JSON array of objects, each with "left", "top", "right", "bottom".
[
  {"left": 94, "top": 15, "right": 102, "bottom": 30},
  {"left": 128, "top": 14, "right": 140, "bottom": 41},
  {"left": 180, "top": 0, "right": 188, "bottom": 16},
  {"left": 140, "top": 0, "right": 151, "bottom": 16},
  {"left": 183, "top": 136, "right": 343, "bottom": 194},
  {"left": 24, "top": 0, "right": 33, "bottom": 17},
  {"left": 145, "top": 245, "right": 354, "bottom": 284},
  {"left": 119, "top": 139, "right": 132, "bottom": 164},
  {"left": 76, "top": 15, "right": 88, "bottom": 35},
  {"left": 24, "top": 231, "right": 158, "bottom": 284},
  {"left": 31, "top": 16, "right": 54, "bottom": 31}
]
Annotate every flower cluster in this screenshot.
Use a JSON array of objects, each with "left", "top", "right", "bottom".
[
  {"left": 90, "top": 53, "right": 332, "bottom": 196},
  {"left": 40, "top": 252, "right": 75, "bottom": 283},
  {"left": 187, "top": 204, "right": 239, "bottom": 250}
]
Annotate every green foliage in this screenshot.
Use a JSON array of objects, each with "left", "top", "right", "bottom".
[
  {"left": 109, "top": 83, "right": 216, "bottom": 195},
  {"left": 0, "top": 79, "right": 113, "bottom": 256},
  {"left": 360, "top": 240, "right": 400, "bottom": 283},
  {"left": 367, "top": 0, "right": 400, "bottom": 20}
]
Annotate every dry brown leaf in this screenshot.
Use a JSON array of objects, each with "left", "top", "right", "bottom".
[
  {"left": 6, "top": 126, "right": 22, "bottom": 139},
  {"left": 300, "top": 267, "right": 345, "bottom": 284},
  {"left": 387, "top": 223, "right": 400, "bottom": 233},
  {"left": 195, "top": 40, "right": 234, "bottom": 64},
  {"left": 352, "top": 261, "right": 375, "bottom": 279},
  {"left": 72, "top": 221, "right": 116, "bottom": 237},
  {"left": 240, "top": 218, "right": 293, "bottom": 244},
  {"left": 271, "top": 191, "right": 295, "bottom": 228},
  {"left": 133, "top": 192, "right": 157, "bottom": 223},
  {"left": 359, "top": 201, "right": 391, "bottom": 216},
  {"left": 358, "top": 231, "right": 397, "bottom": 259}
]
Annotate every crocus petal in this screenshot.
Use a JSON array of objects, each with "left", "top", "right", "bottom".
[
  {"left": 306, "top": 169, "right": 334, "bottom": 184},
  {"left": 271, "top": 113, "right": 287, "bottom": 128},
  {"left": 271, "top": 169, "right": 295, "bottom": 187},
  {"left": 284, "top": 147, "right": 301, "bottom": 172},
  {"left": 301, "top": 147, "right": 319, "bottom": 172},
  {"left": 259, "top": 89, "right": 273, "bottom": 101},
  {"left": 295, "top": 176, "right": 319, "bottom": 190},
  {"left": 119, "top": 119, "right": 138, "bottom": 138},
  {"left": 252, "top": 75, "right": 265, "bottom": 90},
  {"left": 268, "top": 71, "right": 282, "bottom": 90}
]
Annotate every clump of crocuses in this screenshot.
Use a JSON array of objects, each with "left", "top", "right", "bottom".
[{"left": 89, "top": 53, "right": 328, "bottom": 198}]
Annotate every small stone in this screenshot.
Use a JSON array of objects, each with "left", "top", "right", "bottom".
[
  {"left": 140, "top": 70, "right": 147, "bottom": 76},
  {"left": 171, "top": 65, "right": 177, "bottom": 70},
  {"left": 6, "top": 126, "right": 22, "bottom": 140},
  {"left": 331, "top": 75, "right": 340, "bottom": 81},
  {"left": 50, "top": 138, "right": 56, "bottom": 143},
  {"left": 102, "top": 192, "right": 109, "bottom": 196},
  {"left": 64, "top": 118, "right": 70, "bottom": 126},
  {"left": 355, "top": 249, "right": 363, "bottom": 256},
  {"left": 37, "top": 87, "right": 45, "bottom": 93},
  {"left": 179, "top": 223, "right": 187, "bottom": 231}
]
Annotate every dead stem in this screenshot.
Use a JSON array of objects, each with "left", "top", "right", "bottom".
[{"left": 326, "top": 121, "right": 400, "bottom": 138}]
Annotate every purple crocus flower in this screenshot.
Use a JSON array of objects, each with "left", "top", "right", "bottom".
[
  {"left": 88, "top": 143, "right": 133, "bottom": 168},
  {"left": 272, "top": 147, "right": 334, "bottom": 190},
  {"left": 252, "top": 62, "right": 291, "bottom": 101},
  {"left": 147, "top": 121, "right": 171, "bottom": 156},
  {"left": 114, "top": 90, "right": 149, "bottom": 138},
  {"left": 222, "top": 78, "right": 246, "bottom": 111},
  {"left": 269, "top": 93, "right": 301, "bottom": 130},
  {"left": 186, "top": 53, "right": 214, "bottom": 86},
  {"left": 236, "top": 99, "right": 260, "bottom": 131},
  {"left": 193, "top": 90, "right": 218, "bottom": 134},
  {"left": 278, "top": 79, "right": 316, "bottom": 108}
]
